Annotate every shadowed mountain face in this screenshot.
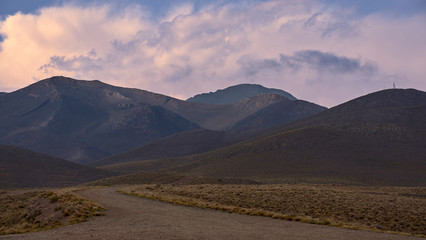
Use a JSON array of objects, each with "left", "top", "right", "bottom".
[
  {"left": 0, "top": 144, "right": 114, "bottom": 188},
  {"left": 0, "top": 77, "right": 324, "bottom": 163},
  {"left": 101, "top": 89, "right": 426, "bottom": 186},
  {"left": 187, "top": 83, "right": 297, "bottom": 104}
]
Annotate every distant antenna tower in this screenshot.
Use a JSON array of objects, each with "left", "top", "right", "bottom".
[{"left": 393, "top": 82, "right": 396, "bottom": 89}]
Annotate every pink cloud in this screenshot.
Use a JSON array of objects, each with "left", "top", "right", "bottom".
[{"left": 0, "top": 1, "right": 425, "bottom": 107}]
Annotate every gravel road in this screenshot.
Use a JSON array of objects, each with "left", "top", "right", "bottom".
[{"left": 0, "top": 187, "right": 419, "bottom": 240}]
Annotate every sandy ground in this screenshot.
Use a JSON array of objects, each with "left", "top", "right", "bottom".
[{"left": 0, "top": 187, "right": 419, "bottom": 240}]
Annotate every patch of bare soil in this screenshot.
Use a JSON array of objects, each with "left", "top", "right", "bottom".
[{"left": 0, "top": 187, "right": 419, "bottom": 240}]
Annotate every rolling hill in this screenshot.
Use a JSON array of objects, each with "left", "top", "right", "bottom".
[
  {"left": 187, "top": 83, "right": 296, "bottom": 104},
  {"left": 100, "top": 89, "right": 426, "bottom": 186},
  {"left": 0, "top": 144, "right": 114, "bottom": 188}
]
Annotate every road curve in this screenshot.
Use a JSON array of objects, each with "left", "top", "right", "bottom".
[{"left": 0, "top": 187, "right": 418, "bottom": 240}]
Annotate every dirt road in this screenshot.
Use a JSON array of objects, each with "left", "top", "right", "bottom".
[{"left": 0, "top": 187, "right": 418, "bottom": 240}]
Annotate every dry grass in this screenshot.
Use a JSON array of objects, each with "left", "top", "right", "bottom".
[
  {"left": 121, "top": 184, "right": 426, "bottom": 237},
  {"left": 0, "top": 189, "right": 105, "bottom": 235},
  {"left": 85, "top": 172, "right": 259, "bottom": 186}
]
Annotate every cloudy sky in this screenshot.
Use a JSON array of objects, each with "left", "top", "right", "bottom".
[{"left": 0, "top": 0, "right": 425, "bottom": 107}]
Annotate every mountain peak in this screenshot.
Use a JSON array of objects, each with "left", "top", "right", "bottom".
[
  {"left": 38, "top": 76, "right": 105, "bottom": 89},
  {"left": 13, "top": 76, "right": 108, "bottom": 96},
  {"left": 187, "top": 83, "right": 296, "bottom": 104}
]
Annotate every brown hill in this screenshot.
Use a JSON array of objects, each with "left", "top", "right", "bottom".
[
  {"left": 0, "top": 144, "right": 114, "bottom": 188},
  {"left": 100, "top": 89, "right": 426, "bottom": 186}
]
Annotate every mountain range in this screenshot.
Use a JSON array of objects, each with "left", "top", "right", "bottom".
[
  {"left": 99, "top": 89, "right": 426, "bottom": 186},
  {"left": 0, "top": 76, "right": 325, "bottom": 163},
  {"left": 1, "top": 76, "right": 425, "bottom": 187}
]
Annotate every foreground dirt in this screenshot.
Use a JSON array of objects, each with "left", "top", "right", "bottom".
[{"left": 0, "top": 187, "right": 419, "bottom": 240}]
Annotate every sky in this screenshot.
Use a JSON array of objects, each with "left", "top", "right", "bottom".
[{"left": 0, "top": 0, "right": 425, "bottom": 107}]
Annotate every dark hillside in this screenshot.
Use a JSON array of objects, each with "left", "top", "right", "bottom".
[{"left": 0, "top": 144, "right": 114, "bottom": 188}]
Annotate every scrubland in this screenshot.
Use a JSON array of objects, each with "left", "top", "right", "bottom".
[
  {"left": 85, "top": 172, "right": 259, "bottom": 186},
  {"left": 121, "top": 184, "right": 426, "bottom": 237},
  {"left": 0, "top": 189, "right": 105, "bottom": 235}
]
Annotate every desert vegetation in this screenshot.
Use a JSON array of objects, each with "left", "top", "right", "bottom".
[
  {"left": 0, "top": 189, "right": 105, "bottom": 235},
  {"left": 121, "top": 184, "right": 426, "bottom": 237},
  {"left": 86, "top": 172, "right": 258, "bottom": 186}
]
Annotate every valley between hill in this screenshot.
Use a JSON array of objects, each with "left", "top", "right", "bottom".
[{"left": 0, "top": 187, "right": 420, "bottom": 240}]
